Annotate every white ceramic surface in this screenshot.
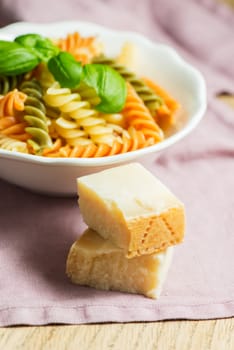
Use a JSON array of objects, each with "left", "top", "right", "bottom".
[{"left": 0, "top": 21, "right": 207, "bottom": 196}]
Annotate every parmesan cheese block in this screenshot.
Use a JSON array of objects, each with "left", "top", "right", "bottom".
[
  {"left": 66, "top": 228, "right": 173, "bottom": 299},
  {"left": 77, "top": 163, "right": 185, "bottom": 258}
]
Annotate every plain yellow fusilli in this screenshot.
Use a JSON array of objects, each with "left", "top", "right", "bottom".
[{"left": 44, "top": 82, "right": 120, "bottom": 147}]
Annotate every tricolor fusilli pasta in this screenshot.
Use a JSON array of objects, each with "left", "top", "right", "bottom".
[{"left": 0, "top": 31, "right": 180, "bottom": 158}]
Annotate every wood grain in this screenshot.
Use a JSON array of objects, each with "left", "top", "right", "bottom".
[{"left": 0, "top": 319, "right": 233, "bottom": 350}]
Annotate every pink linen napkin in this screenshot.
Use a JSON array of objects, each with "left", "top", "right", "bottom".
[{"left": 0, "top": 0, "right": 234, "bottom": 326}]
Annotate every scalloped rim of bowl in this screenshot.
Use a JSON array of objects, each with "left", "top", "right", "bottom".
[{"left": 0, "top": 20, "right": 207, "bottom": 167}]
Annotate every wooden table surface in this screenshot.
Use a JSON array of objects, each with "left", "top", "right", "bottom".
[{"left": 0, "top": 318, "right": 233, "bottom": 350}]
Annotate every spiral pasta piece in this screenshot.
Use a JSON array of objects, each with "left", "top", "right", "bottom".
[
  {"left": 116, "top": 42, "right": 137, "bottom": 68},
  {"left": 142, "top": 77, "right": 181, "bottom": 130},
  {"left": 0, "top": 116, "right": 30, "bottom": 141},
  {"left": 56, "top": 32, "right": 103, "bottom": 64},
  {"left": 72, "top": 82, "right": 100, "bottom": 106},
  {"left": 33, "top": 63, "right": 56, "bottom": 92},
  {"left": 0, "top": 134, "right": 28, "bottom": 153},
  {"left": 19, "top": 79, "right": 53, "bottom": 152},
  {"left": 101, "top": 112, "right": 126, "bottom": 127},
  {"left": 143, "top": 77, "right": 180, "bottom": 114},
  {"left": 44, "top": 83, "right": 89, "bottom": 146},
  {"left": 44, "top": 82, "right": 119, "bottom": 147},
  {"left": 0, "top": 89, "right": 26, "bottom": 117},
  {"left": 0, "top": 75, "right": 23, "bottom": 95},
  {"left": 42, "top": 125, "right": 155, "bottom": 158},
  {"left": 93, "top": 55, "right": 165, "bottom": 114},
  {"left": 0, "top": 90, "right": 30, "bottom": 141},
  {"left": 123, "top": 83, "right": 164, "bottom": 143}
]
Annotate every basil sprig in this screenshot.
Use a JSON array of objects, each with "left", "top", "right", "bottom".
[
  {"left": 47, "top": 52, "right": 127, "bottom": 113},
  {"left": 83, "top": 64, "right": 127, "bottom": 113},
  {"left": 48, "top": 52, "right": 83, "bottom": 89},
  {"left": 15, "top": 33, "right": 59, "bottom": 62},
  {"left": 0, "top": 41, "right": 39, "bottom": 76},
  {"left": 0, "top": 40, "right": 21, "bottom": 50},
  {"left": 0, "top": 33, "right": 127, "bottom": 112}
]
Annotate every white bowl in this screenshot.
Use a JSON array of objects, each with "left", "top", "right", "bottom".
[{"left": 0, "top": 21, "right": 206, "bottom": 196}]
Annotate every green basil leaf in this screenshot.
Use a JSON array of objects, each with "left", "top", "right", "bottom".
[
  {"left": 15, "top": 33, "right": 59, "bottom": 62},
  {"left": 0, "top": 40, "right": 22, "bottom": 50},
  {"left": 48, "top": 52, "right": 83, "bottom": 88},
  {"left": 0, "top": 47, "right": 39, "bottom": 76},
  {"left": 82, "top": 64, "right": 127, "bottom": 113}
]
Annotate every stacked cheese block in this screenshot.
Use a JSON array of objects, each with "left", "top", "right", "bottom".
[{"left": 66, "top": 163, "right": 185, "bottom": 298}]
